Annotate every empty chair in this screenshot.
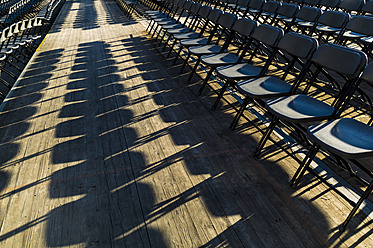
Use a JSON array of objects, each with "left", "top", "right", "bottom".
[
  {"left": 231, "top": 0, "right": 250, "bottom": 15},
  {"left": 182, "top": 12, "right": 238, "bottom": 81},
  {"left": 243, "top": 0, "right": 265, "bottom": 19},
  {"left": 337, "top": 0, "right": 365, "bottom": 13},
  {"left": 230, "top": 32, "right": 318, "bottom": 130},
  {"left": 198, "top": 18, "right": 258, "bottom": 94},
  {"left": 254, "top": 1, "right": 281, "bottom": 24},
  {"left": 270, "top": 3, "right": 299, "bottom": 27},
  {"left": 171, "top": 8, "right": 222, "bottom": 64},
  {"left": 283, "top": 6, "right": 322, "bottom": 34},
  {"left": 335, "top": 16, "right": 373, "bottom": 58},
  {"left": 159, "top": 2, "right": 201, "bottom": 49},
  {"left": 290, "top": 63, "right": 373, "bottom": 232},
  {"left": 166, "top": 5, "right": 212, "bottom": 57},
  {"left": 254, "top": 43, "right": 367, "bottom": 157},
  {"left": 312, "top": 11, "right": 350, "bottom": 43},
  {"left": 318, "top": 0, "right": 340, "bottom": 10},
  {"left": 209, "top": 24, "right": 284, "bottom": 110},
  {"left": 292, "top": 7, "right": 323, "bottom": 34},
  {"left": 360, "top": 0, "right": 373, "bottom": 15}
]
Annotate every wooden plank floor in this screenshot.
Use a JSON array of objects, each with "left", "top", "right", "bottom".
[{"left": 0, "top": 0, "right": 372, "bottom": 247}]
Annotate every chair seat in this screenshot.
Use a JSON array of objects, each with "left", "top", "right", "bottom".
[
  {"left": 316, "top": 25, "right": 341, "bottom": 33},
  {"left": 361, "top": 36, "right": 373, "bottom": 43},
  {"left": 236, "top": 76, "right": 292, "bottom": 99},
  {"left": 0, "top": 48, "right": 13, "bottom": 54},
  {"left": 282, "top": 17, "right": 294, "bottom": 23},
  {"left": 145, "top": 10, "right": 162, "bottom": 14},
  {"left": 262, "top": 12, "right": 275, "bottom": 17},
  {"left": 0, "top": 54, "right": 7, "bottom": 60},
  {"left": 162, "top": 23, "right": 183, "bottom": 29},
  {"left": 173, "top": 32, "right": 199, "bottom": 40},
  {"left": 149, "top": 13, "right": 167, "bottom": 19},
  {"left": 181, "top": 38, "right": 208, "bottom": 47},
  {"left": 308, "top": 118, "right": 373, "bottom": 158},
  {"left": 189, "top": 45, "right": 222, "bottom": 56},
  {"left": 266, "top": 94, "right": 335, "bottom": 123},
  {"left": 277, "top": 14, "right": 290, "bottom": 20},
  {"left": 216, "top": 63, "right": 262, "bottom": 80},
  {"left": 168, "top": 27, "right": 191, "bottom": 34},
  {"left": 297, "top": 21, "right": 314, "bottom": 27},
  {"left": 201, "top": 53, "right": 239, "bottom": 67},
  {"left": 153, "top": 17, "right": 172, "bottom": 22},
  {"left": 342, "top": 30, "right": 367, "bottom": 39}
]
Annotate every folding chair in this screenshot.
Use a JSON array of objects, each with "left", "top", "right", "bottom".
[
  {"left": 337, "top": 0, "right": 365, "bottom": 14},
  {"left": 290, "top": 6, "right": 323, "bottom": 35},
  {"left": 254, "top": 1, "right": 281, "bottom": 24},
  {"left": 177, "top": 12, "right": 237, "bottom": 77},
  {"left": 283, "top": 6, "right": 322, "bottom": 34},
  {"left": 311, "top": 11, "right": 350, "bottom": 43},
  {"left": 198, "top": 18, "right": 258, "bottom": 94},
  {"left": 242, "top": 0, "right": 264, "bottom": 19},
  {"left": 171, "top": 8, "right": 222, "bottom": 64},
  {"left": 290, "top": 63, "right": 373, "bottom": 232},
  {"left": 210, "top": 24, "right": 284, "bottom": 110},
  {"left": 269, "top": 3, "right": 299, "bottom": 28},
  {"left": 335, "top": 16, "right": 373, "bottom": 59},
  {"left": 318, "top": 0, "right": 340, "bottom": 11}
]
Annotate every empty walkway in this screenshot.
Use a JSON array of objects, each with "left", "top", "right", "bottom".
[{"left": 0, "top": 0, "right": 372, "bottom": 247}]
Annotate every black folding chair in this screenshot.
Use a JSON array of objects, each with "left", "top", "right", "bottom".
[{"left": 290, "top": 63, "right": 373, "bottom": 232}]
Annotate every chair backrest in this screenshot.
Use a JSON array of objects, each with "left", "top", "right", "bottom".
[
  {"left": 311, "top": 43, "right": 367, "bottom": 77},
  {"left": 317, "top": 10, "right": 350, "bottom": 28},
  {"left": 189, "top": 2, "right": 201, "bottom": 15},
  {"left": 361, "top": 0, "right": 373, "bottom": 15},
  {"left": 338, "top": 0, "right": 365, "bottom": 12},
  {"left": 248, "top": 0, "right": 264, "bottom": 9},
  {"left": 295, "top": 6, "right": 322, "bottom": 22},
  {"left": 278, "top": 32, "right": 318, "bottom": 59},
  {"left": 181, "top": 0, "right": 193, "bottom": 10},
  {"left": 207, "top": 8, "right": 222, "bottom": 22},
  {"left": 262, "top": 1, "right": 281, "bottom": 13},
  {"left": 277, "top": 3, "right": 299, "bottom": 18},
  {"left": 319, "top": 0, "right": 340, "bottom": 9},
  {"left": 251, "top": 24, "right": 284, "bottom": 47},
  {"left": 303, "top": 0, "right": 320, "bottom": 6},
  {"left": 182, "top": 0, "right": 193, "bottom": 10},
  {"left": 237, "top": 0, "right": 250, "bottom": 8},
  {"left": 217, "top": 12, "right": 237, "bottom": 28},
  {"left": 198, "top": 5, "right": 211, "bottom": 19},
  {"left": 345, "top": 16, "right": 373, "bottom": 36},
  {"left": 231, "top": 18, "right": 258, "bottom": 36}
]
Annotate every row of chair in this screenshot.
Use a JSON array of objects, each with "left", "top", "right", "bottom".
[
  {"left": 140, "top": 0, "right": 373, "bottom": 232},
  {"left": 0, "top": 0, "right": 65, "bottom": 102},
  {"left": 144, "top": 0, "right": 373, "bottom": 60}
]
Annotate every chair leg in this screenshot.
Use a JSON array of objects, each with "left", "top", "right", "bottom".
[
  {"left": 290, "top": 143, "right": 320, "bottom": 188},
  {"left": 211, "top": 80, "right": 231, "bottom": 111},
  {"left": 180, "top": 53, "right": 190, "bottom": 72},
  {"left": 162, "top": 35, "right": 171, "bottom": 51},
  {"left": 254, "top": 116, "right": 280, "bottom": 157},
  {"left": 174, "top": 46, "right": 183, "bottom": 65},
  {"left": 230, "top": 97, "right": 251, "bottom": 130},
  {"left": 167, "top": 40, "right": 176, "bottom": 58},
  {"left": 198, "top": 67, "right": 214, "bottom": 96},
  {"left": 187, "top": 57, "right": 200, "bottom": 83},
  {"left": 340, "top": 180, "right": 373, "bottom": 232}
]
